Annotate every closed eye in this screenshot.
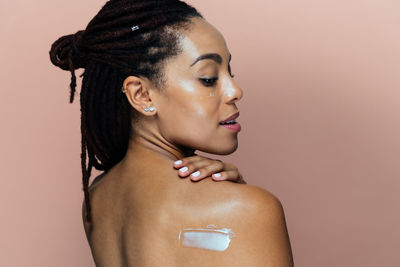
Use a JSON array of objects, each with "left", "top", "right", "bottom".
[{"left": 200, "top": 77, "right": 218, "bottom": 87}]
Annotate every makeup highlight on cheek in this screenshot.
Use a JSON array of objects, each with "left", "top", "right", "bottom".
[
  {"left": 178, "top": 79, "right": 215, "bottom": 98},
  {"left": 172, "top": 75, "right": 220, "bottom": 130},
  {"left": 178, "top": 80, "right": 196, "bottom": 94}
]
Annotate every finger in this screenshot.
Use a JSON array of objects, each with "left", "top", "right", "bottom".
[
  {"left": 211, "top": 170, "right": 246, "bottom": 184},
  {"left": 189, "top": 162, "right": 225, "bottom": 181},
  {"left": 178, "top": 159, "right": 223, "bottom": 178},
  {"left": 172, "top": 155, "right": 204, "bottom": 169},
  {"left": 221, "top": 162, "right": 239, "bottom": 172}
]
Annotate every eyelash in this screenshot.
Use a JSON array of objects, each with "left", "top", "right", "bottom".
[
  {"left": 200, "top": 74, "right": 236, "bottom": 87},
  {"left": 200, "top": 77, "right": 218, "bottom": 87}
]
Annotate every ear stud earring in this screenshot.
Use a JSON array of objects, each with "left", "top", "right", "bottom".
[{"left": 144, "top": 106, "right": 155, "bottom": 112}]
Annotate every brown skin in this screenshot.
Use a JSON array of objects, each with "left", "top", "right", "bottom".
[
  {"left": 83, "top": 17, "right": 293, "bottom": 266},
  {"left": 121, "top": 18, "right": 243, "bottom": 161},
  {"left": 173, "top": 155, "right": 246, "bottom": 184},
  {"left": 120, "top": 15, "right": 246, "bottom": 182}
]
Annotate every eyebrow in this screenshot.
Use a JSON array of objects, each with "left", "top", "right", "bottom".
[{"left": 190, "top": 53, "right": 232, "bottom": 67}]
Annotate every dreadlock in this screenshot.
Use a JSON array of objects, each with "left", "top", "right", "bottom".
[{"left": 49, "top": 0, "right": 203, "bottom": 223}]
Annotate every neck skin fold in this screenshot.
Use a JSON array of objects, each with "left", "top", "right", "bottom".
[{"left": 121, "top": 132, "right": 195, "bottom": 167}]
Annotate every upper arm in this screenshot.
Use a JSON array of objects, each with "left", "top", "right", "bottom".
[{"left": 236, "top": 186, "right": 294, "bottom": 266}]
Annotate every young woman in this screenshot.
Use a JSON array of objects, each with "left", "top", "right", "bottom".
[{"left": 49, "top": 0, "right": 293, "bottom": 266}]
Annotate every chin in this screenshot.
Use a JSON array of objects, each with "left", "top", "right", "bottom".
[{"left": 203, "top": 140, "right": 239, "bottom": 155}]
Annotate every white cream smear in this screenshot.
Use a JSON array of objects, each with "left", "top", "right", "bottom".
[{"left": 178, "top": 224, "right": 235, "bottom": 251}]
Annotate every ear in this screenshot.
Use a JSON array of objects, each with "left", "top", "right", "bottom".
[{"left": 122, "top": 76, "right": 156, "bottom": 116}]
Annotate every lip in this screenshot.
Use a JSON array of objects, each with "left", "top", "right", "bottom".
[
  {"left": 220, "top": 111, "right": 240, "bottom": 123},
  {"left": 220, "top": 122, "right": 241, "bottom": 132}
]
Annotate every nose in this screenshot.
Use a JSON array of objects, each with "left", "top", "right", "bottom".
[{"left": 223, "top": 78, "right": 243, "bottom": 104}]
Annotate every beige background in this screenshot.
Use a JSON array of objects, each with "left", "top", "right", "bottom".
[{"left": 1, "top": 0, "right": 399, "bottom": 266}]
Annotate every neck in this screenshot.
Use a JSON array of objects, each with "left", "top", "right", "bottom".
[{"left": 121, "top": 134, "right": 195, "bottom": 166}]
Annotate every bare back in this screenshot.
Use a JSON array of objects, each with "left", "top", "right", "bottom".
[{"left": 82, "top": 156, "right": 293, "bottom": 267}]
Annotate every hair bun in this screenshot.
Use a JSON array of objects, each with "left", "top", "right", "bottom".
[{"left": 49, "top": 30, "right": 87, "bottom": 71}]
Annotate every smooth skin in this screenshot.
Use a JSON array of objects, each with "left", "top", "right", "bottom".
[
  {"left": 173, "top": 154, "right": 246, "bottom": 184},
  {"left": 83, "top": 17, "right": 293, "bottom": 267}
]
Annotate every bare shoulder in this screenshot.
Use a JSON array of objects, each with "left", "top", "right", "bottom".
[
  {"left": 81, "top": 172, "right": 108, "bottom": 240},
  {"left": 176, "top": 181, "right": 294, "bottom": 266},
  {"left": 205, "top": 181, "right": 286, "bottom": 217},
  {"left": 221, "top": 183, "right": 294, "bottom": 266},
  {"left": 237, "top": 184, "right": 282, "bottom": 208}
]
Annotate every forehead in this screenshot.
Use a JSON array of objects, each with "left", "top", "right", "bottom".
[{"left": 177, "top": 17, "right": 230, "bottom": 64}]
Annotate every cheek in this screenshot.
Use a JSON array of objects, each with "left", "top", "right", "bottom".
[
  {"left": 158, "top": 84, "right": 220, "bottom": 140},
  {"left": 176, "top": 96, "right": 219, "bottom": 130}
]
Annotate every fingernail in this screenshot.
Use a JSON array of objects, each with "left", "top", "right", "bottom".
[
  {"left": 213, "top": 173, "right": 221, "bottom": 178},
  {"left": 174, "top": 160, "right": 182, "bottom": 165},
  {"left": 191, "top": 171, "right": 200, "bottom": 177},
  {"left": 179, "top": 166, "right": 188, "bottom": 173}
]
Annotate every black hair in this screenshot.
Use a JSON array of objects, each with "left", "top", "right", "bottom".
[{"left": 49, "top": 0, "right": 203, "bottom": 222}]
